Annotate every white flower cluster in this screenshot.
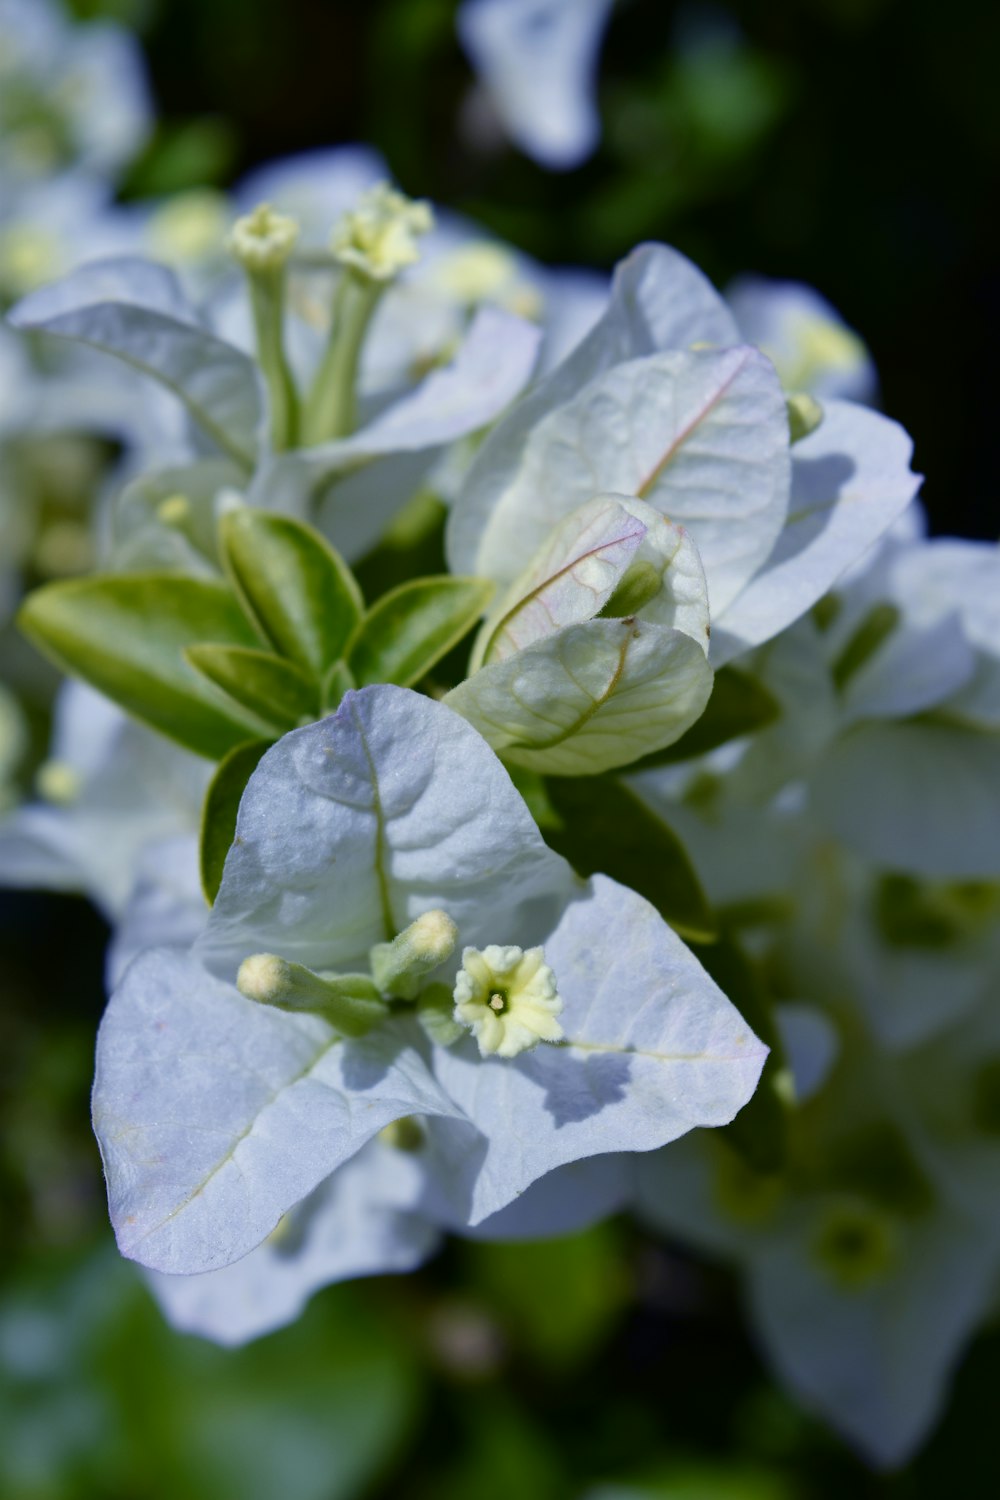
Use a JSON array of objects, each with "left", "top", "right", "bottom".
[{"left": 0, "top": 37, "right": 995, "bottom": 1471}]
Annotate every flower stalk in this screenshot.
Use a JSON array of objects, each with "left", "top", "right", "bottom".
[{"left": 228, "top": 203, "right": 301, "bottom": 451}]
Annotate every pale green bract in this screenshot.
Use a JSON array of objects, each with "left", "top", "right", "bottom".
[
  {"left": 447, "top": 493, "right": 713, "bottom": 774},
  {"left": 470, "top": 493, "right": 710, "bottom": 669},
  {"left": 92, "top": 685, "right": 766, "bottom": 1276},
  {"left": 446, "top": 616, "right": 712, "bottom": 775}
]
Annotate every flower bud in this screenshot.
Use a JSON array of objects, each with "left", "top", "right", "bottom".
[
  {"left": 236, "top": 953, "right": 387, "bottom": 1036},
  {"left": 370, "top": 909, "right": 458, "bottom": 1000},
  {"left": 787, "top": 392, "right": 824, "bottom": 444}
]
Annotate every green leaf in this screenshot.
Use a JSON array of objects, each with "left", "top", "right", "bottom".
[
  {"left": 631, "top": 664, "right": 779, "bottom": 769},
  {"left": 545, "top": 776, "right": 717, "bottom": 943},
  {"left": 200, "top": 739, "right": 273, "bottom": 903},
  {"left": 349, "top": 576, "right": 494, "bottom": 688},
  {"left": 220, "top": 508, "right": 363, "bottom": 677},
  {"left": 18, "top": 575, "right": 268, "bottom": 760},
  {"left": 321, "top": 659, "right": 355, "bottom": 714},
  {"left": 689, "top": 932, "right": 788, "bottom": 1172},
  {"left": 186, "top": 645, "right": 318, "bottom": 733}
]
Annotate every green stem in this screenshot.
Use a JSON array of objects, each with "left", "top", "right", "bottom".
[
  {"left": 300, "top": 270, "right": 383, "bottom": 447},
  {"left": 248, "top": 267, "right": 299, "bottom": 451}
]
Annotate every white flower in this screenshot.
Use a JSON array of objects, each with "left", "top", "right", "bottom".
[
  {"left": 726, "top": 274, "right": 877, "bottom": 403},
  {"left": 92, "top": 685, "right": 766, "bottom": 1278},
  {"left": 457, "top": 0, "right": 614, "bottom": 170},
  {"left": 454, "top": 943, "right": 564, "bottom": 1056}
]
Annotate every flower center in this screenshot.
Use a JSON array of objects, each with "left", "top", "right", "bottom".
[{"left": 453, "top": 944, "right": 564, "bottom": 1058}]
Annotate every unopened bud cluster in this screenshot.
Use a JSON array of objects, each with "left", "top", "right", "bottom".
[{"left": 236, "top": 911, "right": 564, "bottom": 1062}]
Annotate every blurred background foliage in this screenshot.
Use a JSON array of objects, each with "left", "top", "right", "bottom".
[
  {"left": 2, "top": 0, "right": 998, "bottom": 1495},
  {"left": 82, "top": 0, "right": 998, "bottom": 542}
]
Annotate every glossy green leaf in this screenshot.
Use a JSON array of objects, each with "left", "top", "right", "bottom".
[
  {"left": 349, "top": 576, "right": 494, "bottom": 688},
  {"left": 220, "top": 508, "right": 364, "bottom": 677},
  {"left": 545, "top": 775, "right": 716, "bottom": 942},
  {"left": 631, "top": 665, "right": 780, "bottom": 769},
  {"left": 186, "top": 645, "right": 319, "bottom": 733},
  {"left": 17, "top": 575, "right": 268, "bottom": 760},
  {"left": 200, "top": 739, "right": 273, "bottom": 903}
]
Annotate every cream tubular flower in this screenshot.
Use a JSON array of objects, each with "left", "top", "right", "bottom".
[
  {"left": 228, "top": 202, "right": 300, "bottom": 272},
  {"left": 453, "top": 943, "right": 564, "bottom": 1058},
  {"left": 331, "top": 182, "right": 433, "bottom": 282}
]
